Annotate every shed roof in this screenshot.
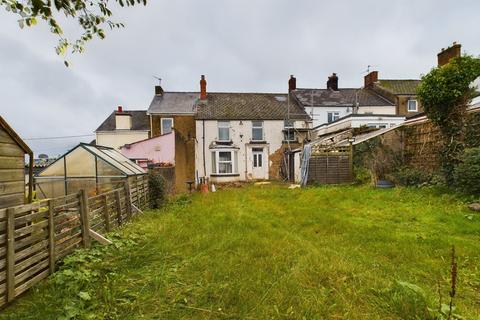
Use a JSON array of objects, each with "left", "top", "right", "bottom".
[
  {"left": 292, "top": 88, "right": 393, "bottom": 107},
  {"left": 0, "top": 116, "right": 32, "bottom": 155},
  {"left": 95, "top": 110, "right": 149, "bottom": 132}
]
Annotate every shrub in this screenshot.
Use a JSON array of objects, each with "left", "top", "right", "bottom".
[
  {"left": 388, "top": 167, "right": 432, "bottom": 187},
  {"left": 148, "top": 171, "right": 166, "bottom": 209},
  {"left": 353, "top": 167, "right": 373, "bottom": 185},
  {"left": 453, "top": 147, "right": 480, "bottom": 195}
]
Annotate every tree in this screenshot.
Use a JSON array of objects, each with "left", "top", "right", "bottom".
[
  {"left": 417, "top": 55, "right": 480, "bottom": 185},
  {"left": 1, "top": 0, "right": 147, "bottom": 65}
]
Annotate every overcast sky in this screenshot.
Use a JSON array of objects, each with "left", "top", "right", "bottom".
[{"left": 1, "top": 0, "right": 479, "bottom": 156}]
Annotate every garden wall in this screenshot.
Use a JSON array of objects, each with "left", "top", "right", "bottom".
[{"left": 402, "top": 108, "right": 480, "bottom": 173}]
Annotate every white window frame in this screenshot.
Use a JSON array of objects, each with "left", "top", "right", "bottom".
[
  {"left": 327, "top": 111, "right": 340, "bottom": 123},
  {"left": 217, "top": 121, "right": 230, "bottom": 141},
  {"left": 161, "top": 118, "right": 174, "bottom": 135},
  {"left": 283, "top": 120, "right": 296, "bottom": 141},
  {"left": 211, "top": 150, "right": 237, "bottom": 175},
  {"left": 407, "top": 99, "right": 418, "bottom": 112},
  {"left": 251, "top": 121, "right": 264, "bottom": 141}
]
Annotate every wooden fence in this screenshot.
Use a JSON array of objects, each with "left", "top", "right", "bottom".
[
  {"left": 0, "top": 175, "right": 149, "bottom": 307},
  {"left": 308, "top": 147, "right": 353, "bottom": 184}
]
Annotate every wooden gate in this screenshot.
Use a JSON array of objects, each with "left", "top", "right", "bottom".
[{"left": 307, "top": 146, "right": 352, "bottom": 184}]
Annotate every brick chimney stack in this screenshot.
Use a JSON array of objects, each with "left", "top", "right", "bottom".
[
  {"left": 438, "top": 42, "right": 461, "bottom": 67},
  {"left": 200, "top": 75, "right": 207, "bottom": 100},
  {"left": 327, "top": 73, "right": 339, "bottom": 91},
  {"left": 155, "top": 85, "right": 164, "bottom": 95},
  {"left": 364, "top": 71, "right": 378, "bottom": 88},
  {"left": 288, "top": 75, "right": 297, "bottom": 92}
]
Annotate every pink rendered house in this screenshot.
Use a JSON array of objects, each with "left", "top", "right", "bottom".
[{"left": 120, "top": 132, "right": 175, "bottom": 169}]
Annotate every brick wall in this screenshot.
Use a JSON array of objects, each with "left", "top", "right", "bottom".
[{"left": 401, "top": 108, "right": 480, "bottom": 172}]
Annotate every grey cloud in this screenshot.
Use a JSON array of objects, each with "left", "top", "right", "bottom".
[{"left": 1, "top": 0, "right": 479, "bottom": 155}]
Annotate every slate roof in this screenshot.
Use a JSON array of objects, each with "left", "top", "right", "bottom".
[
  {"left": 196, "top": 93, "right": 310, "bottom": 120},
  {"left": 95, "top": 110, "right": 149, "bottom": 132},
  {"left": 377, "top": 80, "right": 421, "bottom": 95},
  {"left": 148, "top": 92, "right": 198, "bottom": 115},
  {"left": 292, "top": 88, "right": 393, "bottom": 107}
]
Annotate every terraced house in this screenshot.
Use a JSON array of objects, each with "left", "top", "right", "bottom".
[{"left": 147, "top": 75, "right": 312, "bottom": 187}]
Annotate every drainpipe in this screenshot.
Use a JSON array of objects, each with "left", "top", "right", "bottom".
[{"left": 202, "top": 120, "right": 206, "bottom": 177}]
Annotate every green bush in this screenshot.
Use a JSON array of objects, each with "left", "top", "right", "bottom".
[
  {"left": 148, "top": 171, "right": 166, "bottom": 209},
  {"left": 353, "top": 167, "right": 373, "bottom": 185},
  {"left": 454, "top": 147, "right": 480, "bottom": 195},
  {"left": 388, "top": 167, "right": 432, "bottom": 187}
]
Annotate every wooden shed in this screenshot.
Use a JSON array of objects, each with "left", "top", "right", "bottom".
[{"left": 0, "top": 116, "right": 33, "bottom": 208}]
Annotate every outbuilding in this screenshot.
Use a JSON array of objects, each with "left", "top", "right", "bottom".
[
  {"left": 35, "top": 143, "right": 146, "bottom": 198},
  {"left": 0, "top": 116, "right": 33, "bottom": 208}
]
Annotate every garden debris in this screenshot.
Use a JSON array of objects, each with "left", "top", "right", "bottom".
[
  {"left": 254, "top": 181, "right": 271, "bottom": 185},
  {"left": 288, "top": 184, "right": 301, "bottom": 189},
  {"left": 467, "top": 203, "right": 480, "bottom": 212}
]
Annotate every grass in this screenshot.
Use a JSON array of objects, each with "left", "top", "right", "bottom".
[{"left": 1, "top": 184, "right": 480, "bottom": 319}]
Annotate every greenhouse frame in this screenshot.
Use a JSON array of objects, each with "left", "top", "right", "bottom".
[{"left": 35, "top": 143, "right": 146, "bottom": 199}]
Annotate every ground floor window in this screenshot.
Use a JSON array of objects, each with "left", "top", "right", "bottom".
[{"left": 211, "top": 150, "right": 238, "bottom": 174}]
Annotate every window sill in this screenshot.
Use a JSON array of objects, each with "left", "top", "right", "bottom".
[
  {"left": 215, "top": 140, "right": 233, "bottom": 145},
  {"left": 210, "top": 173, "right": 240, "bottom": 177}
]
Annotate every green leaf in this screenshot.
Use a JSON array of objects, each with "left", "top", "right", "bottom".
[{"left": 78, "top": 291, "right": 91, "bottom": 301}]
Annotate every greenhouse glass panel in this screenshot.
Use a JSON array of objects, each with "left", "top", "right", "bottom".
[
  {"left": 65, "top": 147, "right": 95, "bottom": 177},
  {"left": 37, "top": 158, "right": 65, "bottom": 177},
  {"left": 83, "top": 145, "right": 137, "bottom": 175},
  {"left": 101, "top": 149, "right": 145, "bottom": 174},
  {"left": 96, "top": 157, "right": 124, "bottom": 177}
]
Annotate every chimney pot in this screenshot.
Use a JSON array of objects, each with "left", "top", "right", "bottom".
[
  {"left": 327, "top": 73, "right": 339, "bottom": 91},
  {"left": 200, "top": 75, "right": 207, "bottom": 100},
  {"left": 288, "top": 75, "right": 297, "bottom": 92},
  {"left": 437, "top": 43, "right": 461, "bottom": 67},
  {"left": 117, "top": 106, "right": 123, "bottom": 113}
]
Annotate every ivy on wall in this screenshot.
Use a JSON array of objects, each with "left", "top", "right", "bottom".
[{"left": 417, "top": 55, "right": 480, "bottom": 185}]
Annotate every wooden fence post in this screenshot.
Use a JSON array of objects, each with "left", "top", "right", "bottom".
[
  {"left": 124, "top": 181, "right": 132, "bottom": 220},
  {"left": 102, "top": 194, "right": 110, "bottom": 232},
  {"left": 79, "top": 189, "right": 91, "bottom": 248},
  {"left": 47, "top": 200, "right": 56, "bottom": 274},
  {"left": 115, "top": 190, "right": 122, "bottom": 225},
  {"left": 136, "top": 176, "right": 140, "bottom": 207},
  {"left": 6, "top": 208, "right": 15, "bottom": 302},
  {"left": 143, "top": 176, "right": 148, "bottom": 207}
]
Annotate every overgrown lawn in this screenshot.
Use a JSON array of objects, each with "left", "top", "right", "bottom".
[{"left": 2, "top": 184, "right": 479, "bottom": 319}]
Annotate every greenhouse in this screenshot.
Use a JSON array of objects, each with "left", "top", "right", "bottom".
[{"left": 35, "top": 143, "right": 146, "bottom": 198}]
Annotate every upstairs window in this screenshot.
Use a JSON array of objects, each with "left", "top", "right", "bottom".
[
  {"left": 327, "top": 112, "right": 340, "bottom": 123},
  {"left": 218, "top": 121, "right": 230, "bottom": 141},
  {"left": 284, "top": 120, "right": 295, "bottom": 141},
  {"left": 407, "top": 99, "right": 418, "bottom": 112},
  {"left": 252, "top": 121, "right": 264, "bottom": 141},
  {"left": 161, "top": 118, "right": 173, "bottom": 134}
]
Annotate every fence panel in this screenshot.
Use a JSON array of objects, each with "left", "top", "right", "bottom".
[{"left": 0, "top": 178, "right": 149, "bottom": 308}]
